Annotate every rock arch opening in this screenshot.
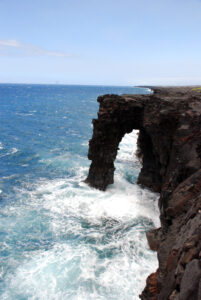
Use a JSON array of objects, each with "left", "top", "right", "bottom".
[{"left": 114, "top": 130, "right": 140, "bottom": 185}]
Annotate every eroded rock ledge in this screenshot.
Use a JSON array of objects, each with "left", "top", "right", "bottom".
[{"left": 85, "top": 87, "right": 201, "bottom": 299}]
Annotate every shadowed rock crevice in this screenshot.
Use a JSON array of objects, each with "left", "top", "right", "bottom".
[
  {"left": 86, "top": 87, "right": 201, "bottom": 299},
  {"left": 137, "top": 128, "right": 162, "bottom": 192}
]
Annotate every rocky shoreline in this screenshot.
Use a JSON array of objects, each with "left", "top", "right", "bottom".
[{"left": 85, "top": 87, "right": 201, "bottom": 299}]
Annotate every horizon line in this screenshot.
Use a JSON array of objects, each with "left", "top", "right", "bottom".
[
  {"left": 0, "top": 82, "right": 201, "bottom": 88},
  {"left": 0, "top": 82, "right": 138, "bottom": 87}
]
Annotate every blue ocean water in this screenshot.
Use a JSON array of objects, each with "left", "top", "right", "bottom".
[{"left": 0, "top": 84, "right": 159, "bottom": 300}]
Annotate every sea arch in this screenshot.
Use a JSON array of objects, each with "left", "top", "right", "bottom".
[{"left": 85, "top": 94, "right": 157, "bottom": 191}]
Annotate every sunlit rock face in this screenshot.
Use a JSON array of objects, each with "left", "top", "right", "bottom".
[{"left": 86, "top": 87, "right": 201, "bottom": 300}]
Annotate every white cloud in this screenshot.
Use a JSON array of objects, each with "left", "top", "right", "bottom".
[
  {"left": 0, "top": 39, "right": 21, "bottom": 47},
  {"left": 0, "top": 39, "right": 72, "bottom": 57}
]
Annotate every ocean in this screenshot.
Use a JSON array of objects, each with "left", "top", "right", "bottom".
[{"left": 0, "top": 84, "right": 159, "bottom": 300}]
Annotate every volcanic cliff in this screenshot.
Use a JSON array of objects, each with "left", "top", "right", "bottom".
[{"left": 85, "top": 87, "right": 201, "bottom": 300}]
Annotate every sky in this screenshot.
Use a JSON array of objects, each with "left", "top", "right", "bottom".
[{"left": 0, "top": 0, "right": 201, "bottom": 85}]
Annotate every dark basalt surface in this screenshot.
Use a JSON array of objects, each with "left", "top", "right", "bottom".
[{"left": 85, "top": 87, "right": 201, "bottom": 299}]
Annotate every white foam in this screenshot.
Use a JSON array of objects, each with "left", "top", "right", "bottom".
[
  {"left": 2, "top": 174, "right": 18, "bottom": 180},
  {"left": 11, "top": 148, "right": 18, "bottom": 154},
  {"left": 0, "top": 131, "right": 159, "bottom": 299},
  {"left": 145, "top": 88, "right": 153, "bottom": 93},
  {"left": 0, "top": 142, "right": 3, "bottom": 150},
  {"left": 16, "top": 112, "right": 34, "bottom": 116},
  {"left": 0, "top": 148, "right": 18, "bottom": 158},
  {"left": 81, "top": 141, "right": 88, "bottom": 147},
  {"left": 116, "top": 130, "right": 140, "bottom": 165}
]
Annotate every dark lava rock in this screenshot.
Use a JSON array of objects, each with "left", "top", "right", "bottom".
[
  {"left": 85, "top": 87, "right": 201, "bottom": 299},
  {"left": 179, "top": 259, "right": 201, "bottom": 300}
]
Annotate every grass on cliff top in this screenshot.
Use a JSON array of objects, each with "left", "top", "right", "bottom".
[{"left": 192, "top": 87, "right": 201, "bottom": 91}]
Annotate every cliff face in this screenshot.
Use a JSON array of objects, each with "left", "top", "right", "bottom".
[{"left": 85, "top": 87, "right": 201, "bottom": 300}]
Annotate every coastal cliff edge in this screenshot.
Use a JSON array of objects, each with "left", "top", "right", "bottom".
[{"left": 85, "top": 87, "right": 201, "bottom": 300}]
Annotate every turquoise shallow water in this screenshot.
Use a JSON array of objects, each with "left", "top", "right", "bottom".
[{"left": 0, "top": 84, "right": 159, "bottom": 300}]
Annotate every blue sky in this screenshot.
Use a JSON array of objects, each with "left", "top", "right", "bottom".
[{"left": 0, "top": 0, "right": 201, "bottom": 85}]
